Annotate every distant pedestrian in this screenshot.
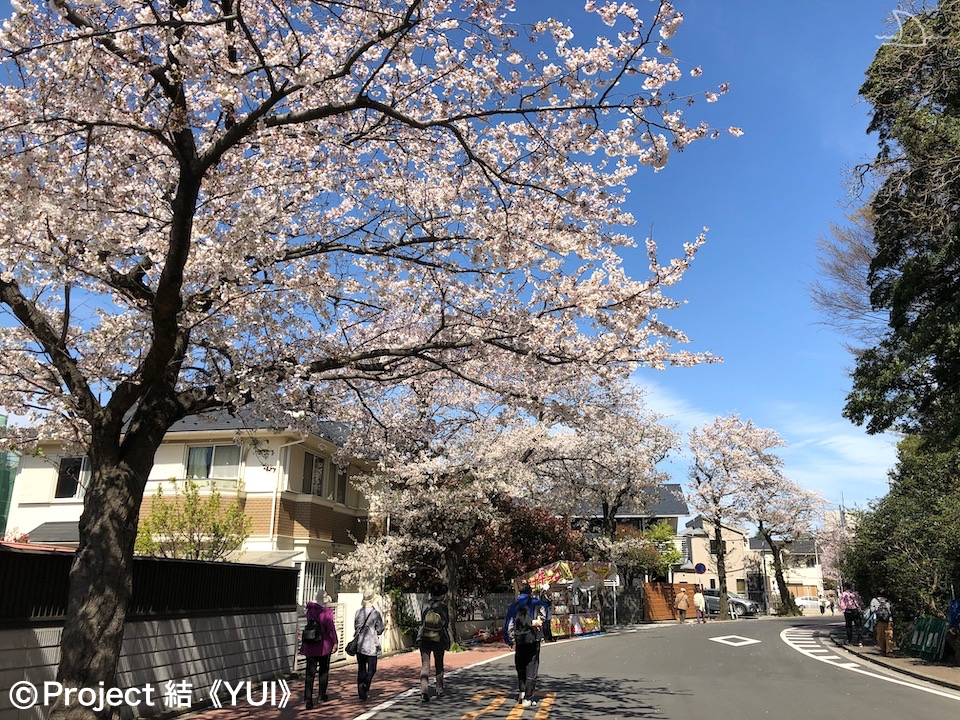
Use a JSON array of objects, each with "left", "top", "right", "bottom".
[
  {"left": 839, "top": 583, "right": 865, "bottom": 645},
  {"left": 354, "top": 591, "right": 385, "bottom": 700},
  {"left": 417, "top": 583, "right": 451, "bottom": 703},
  {"left": 674, "top": 588, "right": 690, "bottom": 623},
  {"left": 828, "top": 599, "right": 835, "bottom": 615},
  {"left": 693, "top": 587, "right": 707, "bottom": 624},
  {"left": 300, "top": 594, "right": 338, "bottom": 708},
  {"left": 539, "top": 584, "right": 555, "bottom": 642},
  {"left": 504, "top": 584, "right": 548, "bottom": 707},
  {"left": 869, "top": 591, "right": 895, "bottom": 657},
  {"left": 819, "top": 595, "right": 826, "bottom": 615}
]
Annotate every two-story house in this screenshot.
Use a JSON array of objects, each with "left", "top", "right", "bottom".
[
  {"left": 674, "top": 515, "right": 754, "bottom": 595},
  {"left": 5, "top": 412, "right": 370, "bottom": 605}
]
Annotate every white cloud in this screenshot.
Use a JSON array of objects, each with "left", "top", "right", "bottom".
[{"left": 635, "top": 379, "right": 897, "bottom": 510}]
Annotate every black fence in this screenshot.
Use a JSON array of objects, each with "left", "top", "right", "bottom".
[{"left": 0, "top": 544, "right": 298, "bottom": 625}]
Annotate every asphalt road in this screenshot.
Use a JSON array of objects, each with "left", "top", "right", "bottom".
[{"left": 356, "top": 616, "right": 960, "bottom": 720}]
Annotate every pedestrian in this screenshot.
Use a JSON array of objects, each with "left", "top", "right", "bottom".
[
  {"left": 354, "top": 591, "right": 385, "bottom": 701},
  {"left": 838, "top": 582, "right": 865, "bottom": 646},
  {"left": 674, "top": 587, "right": 690, "bottom": 623},
  {"left": 819, "top": 594, "right": 826, "bottom": 615},
  {"left": 539, "top": 583, "right": 555, "bottom": 642},
  {"left": 504, "top": 583, "right": 549, "bottom": 708},
  {"left": 693, "top": 586, "right": 707, "bottom": 624},
  {"left": 828, "top": 598, "right": 835, "bottom": 615},
  {"left": 417, "top": 582, "right": 450, "bottom": 703},
  {"left": 869, "top": 590, "right": 895, "bottom": 657},
  {"left": 300, "top": 594, "right": 338, "bottom": 709}
]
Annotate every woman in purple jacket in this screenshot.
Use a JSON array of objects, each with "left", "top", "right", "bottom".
[{"left": 300, "top": 596, "right": 338, "bottom": 708}]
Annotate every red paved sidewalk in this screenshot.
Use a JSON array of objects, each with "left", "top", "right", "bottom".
[{"left": 186, "top": 643, "right": 512, "bottom": 720}]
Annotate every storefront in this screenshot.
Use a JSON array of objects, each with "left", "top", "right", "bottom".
[{"left": 513, "top": 561, "right": 617, "bottom": 639}]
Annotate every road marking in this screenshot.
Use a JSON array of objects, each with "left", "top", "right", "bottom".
[
  {"left": 462, "top": 689, "right": 508, "bottom": 719},
  {"left": 780, "top": 627, "right": 960, "bottom": 702},
  {"left": 709, "top": 635, "right": 761, "bottom": 647}
]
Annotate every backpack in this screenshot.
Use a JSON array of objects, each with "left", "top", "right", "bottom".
[
  {"left": 874, "top": 598, "right": 892, "bottom": 623},
  {"left": 421, "top": 602, "right": 445, "bottom": 643},
  {"left": 302, "top": 619, "right": 321, "bottom": 643},
  {"left": 513, "top": 601, "right": 541, "bottom": 645}
]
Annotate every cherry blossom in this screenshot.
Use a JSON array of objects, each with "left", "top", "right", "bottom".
[{"left": 0, "top": 2, "right": 731, "bottom": 714}]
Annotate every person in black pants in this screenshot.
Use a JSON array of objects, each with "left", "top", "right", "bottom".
[
  {"left": 839, "top": 583, "right": 865, "bottom": 645},
  {"left": 503, "top": 584, "right": 549, "bottom": 708}
]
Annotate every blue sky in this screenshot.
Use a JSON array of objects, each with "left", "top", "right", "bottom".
[
  {"left": 0, "top": 1, "right": 902, "bottom": 511},
  {"left": 590, "top": 0, "right": 905, "bottom": 511}
]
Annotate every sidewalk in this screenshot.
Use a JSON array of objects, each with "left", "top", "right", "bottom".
[
  {"left": 828, "top": 631, "right": 960, "bottom": 691},
  {"left": 186, "top": 642, "right": 512, "bottom": 720}
]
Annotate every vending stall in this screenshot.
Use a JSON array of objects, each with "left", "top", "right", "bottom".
[{"left": 513, "top": 561, "right": 617, "bottom": 639}]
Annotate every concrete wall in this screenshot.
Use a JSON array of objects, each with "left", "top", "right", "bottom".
[{"left": 0, "top": 610, "right": 296, "bottom": 720}]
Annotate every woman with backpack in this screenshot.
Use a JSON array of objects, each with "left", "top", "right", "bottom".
[
  {"left": 503, "top": 583, "right": 549, "bottom": 708},
  {"left": 417, "top": 583, "right": 451, "bottom": 703},
  {"left": 300, "top": 594, "right": 338, "bottom": 709},
  {"left": 869, "top": 591, "right": 895, "bottom": 656}
]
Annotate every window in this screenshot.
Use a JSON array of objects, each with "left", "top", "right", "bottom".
[
  {"left": 186, "top": 445, "right": 241, "bottom": 480},
  {"left": 736, "top": 579, "right": 746, "bottom": 594},
  {"left": 55, "top": 457, "right": 89, "bottom": 499},
  {"left": 298, "top": 561, "right": 325, "bottom": 606},
  {"left": 335, "top": 468, "right": 348, "bottom": 505},
  {"left": 709, "top": 539, "right": 727, "bottom": 556},
  {"left": 301, "top": 452, "right": 325, "bottom": 496}
]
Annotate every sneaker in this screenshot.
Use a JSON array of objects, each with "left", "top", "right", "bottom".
[
  {"left": 304, "top": 700, "right": 313, "bottom": 710},
  {"left": 421, "top": 694, "right": 430, "bottom": 703},
  {"left": 517, "top": 692, "right": 525, "bottom": 704},
  {"left": 858, "top": 642, "right": 864, "bottom": 647},
  {"left": 521, "top": 698, "right": 539, "bottom": 708}
]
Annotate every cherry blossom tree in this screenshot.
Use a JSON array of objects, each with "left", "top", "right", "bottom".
[
  {"left": 742, "top": 474, "right": 827, "bottom": 615},
  {"left": 0, "top": 1, "right": 732, "bottom": 709},
  {"left": 687, "top": 414, "right": 784, "bottom": 620},
  {"left": 342, "top": 413, "right": 542, "bottom": 641},
  {"left": 535, "top": 381, "right": 681, "bottom": 540}
]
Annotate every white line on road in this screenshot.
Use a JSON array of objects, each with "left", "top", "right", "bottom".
[{"left": 780, "top": 627, "right": 960, "bottom": 702}]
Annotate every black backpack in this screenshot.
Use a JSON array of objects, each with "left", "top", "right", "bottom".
[
  {"left": 514, "top": 601, "right": 540, "bottom": 645},
  {"left": 302, "top": 619, "right": 321, "bottom": 643}
]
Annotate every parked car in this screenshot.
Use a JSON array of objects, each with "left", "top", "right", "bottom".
[
  {"left": 794, "top": 595, "right": 822, "bottom": 611},
  {"left": 702, "top": 589, "right": 761, "bottom": 616}
]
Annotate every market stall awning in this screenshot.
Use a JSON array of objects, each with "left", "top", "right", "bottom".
[{"left": 514, "top": 560, "right": 617, "bottom": 592}]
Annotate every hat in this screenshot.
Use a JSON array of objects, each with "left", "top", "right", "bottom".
[
  {"left": 362, "top": 591, "right": 376, "bottom": 603},
  {"left": 520, "top": 583, "right": 532, "bottom": 596}
]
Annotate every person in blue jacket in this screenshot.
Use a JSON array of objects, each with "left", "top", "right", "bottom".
[{"left": 503, "top": 584, "right": 549, "bottom": 707}]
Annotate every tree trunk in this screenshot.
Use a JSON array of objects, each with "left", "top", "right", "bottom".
[
  {"left": 770, "top": 546, "right": 800, "bottom": 615},
  {"left": 442, "top": 546, "right": 462, "bottom": 645},
  {"left": 52, "top": 410, "right": 173, "bottom": 720},
  {"left": 713, "top": 522, "right": 730, "bottom": 621}
]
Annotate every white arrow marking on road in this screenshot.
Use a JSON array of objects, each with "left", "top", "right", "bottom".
[{"left": 709, "top": 635, "right": 761, "bottom": 647}]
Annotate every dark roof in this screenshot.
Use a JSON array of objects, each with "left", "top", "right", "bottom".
[
  {"left": 749, "top": 537, "right": 818, "bottom": 554},
  {"left": 684, "top": 515, "right": 748, "bottom": 535},
  {"left": 26, "top": 521, "right": 79, "bottom": 544},
  {"left": 166, "top": 410, "right": 351, "bottom": 446},
  {"left": 577, "top": 483, "right": 689, "bottom": 518}
]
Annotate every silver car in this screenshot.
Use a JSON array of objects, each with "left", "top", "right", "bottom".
[{"left": 702, "top": 589, "right": 761, "bottom": 616}]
